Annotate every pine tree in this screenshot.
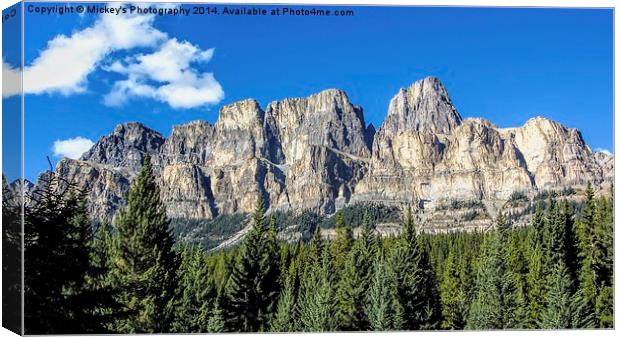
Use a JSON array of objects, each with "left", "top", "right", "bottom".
[
  {"left": 506, "top": 228, "right": 528, "bottom": 328},
  {"left": 440, "top": 249, "right": 466, "bottom": 329},
  {"left": 224, "top": 196, "right": 268, "bottom": 332},
  {"left": 539, "top": 262, "right": 588, "bottom": 329},
  {"left": 391, "top": 207, "right": 441, "bottom": 330},
  {"left": 2, "top": 180, "right": 22, "bottom": 335},
  {"left": 85, "top": 223, "right": 124, "bottom": 332},
  {"left": 530, "top": 203, "right": 545, "bottom": 249},
  {"left": 594, "top": 285, "right": 613, "bottom": 328},
  {"left": 466, "top": 215, "right": 517, "bottom": 329},
  {"left": 525, "top": 240, "right": 545, "bottom": 328},
  {"left": 576, "top": 183, "right": 597, "bottom": 322},
  {"left": 171, "top": 246, "right": 216, "bottom": 332},
  {"left": 358, "top": 210, "right": 378, "bottom": 282},
  {"left": 90, "top": 223, "right": 113, "bottom": 282},
  {"left": 332, "top": 211, "right": 353, "bottom": 273},
  {"left": 270, "top": 270, "right": 297, "bottom": 332},
  {"left": 332, "top": 212, "right": 377, "bottom": 331},
  {"left": 365, "top": 251, "right": 402, "bottom": 331},
  {"left": 559, "top": 201, "right": 579, "bottom": 285},
  {"left": 24, "top": 175, "right": 114, "bottom": 333},
  {"left": 297, "top": 236, "right": 337, "bottom": 331},
  {"left": 354, "top": 210, "right": 377, "bottom": 325},
  {"left": 539, "top": 259, "right": 594, "bottom": 329},
  {"left": 335, "top": 243, "right": 368, "bottom": 330},
  {"left": 539, "top": 262, "right": 574, "bottom": 329},
  {"left": 592, "top": 196, "right": 613, "bottom": 327},
  {"left": 545, "top": 199, "right": 566, "bottom": 266},
  {"left": 569, "top": 289, "right": 595, "bottom": 328},
  {"left": 207, "top": 302, "right": 225, "bottom": 333},
  {"left": 258, "top": 214, "right": 281, "bottom": 328},
  {"left": 107, "top": 155, "right": 179, "bottom": 333},
  {"left": 359, "top": 210, "right": 377, "bottom": 253},
  {"left": 307, "top": 225, "right": 324, "bottom": 265},
  {"left": 456, "top": 242, "right": 475, "bottom": 321}
]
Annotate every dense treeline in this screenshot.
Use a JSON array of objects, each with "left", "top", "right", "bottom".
[
  {"left": 169, "top": 201, "right": 402, "bottom": 250},
  {"left": 19, "top": 157, "right": 613, "bottom": 333}
]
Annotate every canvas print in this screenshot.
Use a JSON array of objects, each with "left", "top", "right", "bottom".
[{"left": 1, "top": 1, "right": 614, "bottom": 334}]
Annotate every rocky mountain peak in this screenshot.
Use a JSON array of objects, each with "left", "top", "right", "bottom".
[
  {"left": 266, "top": 88, "right": 356, "bottom": 119},
  {"left": 265, "top": 88, "right": 371, "bottom": 160},
  {"left": 216, "top": 99, "right": 265, "bottom": 130},
  {"left": 381, "top": 76, "right": 462, "bottom": 137},
  {"left": 47, "top": 77, "right": 613, "bottom": 232},
  {"left": 307, "top": 88, "right": 350, "bottom": 105},
  {"left": 106, "top": 122, "right": 163, "bottom": 143},
  {"left": 522, "top": 116, "right": 560, "bottom": 129},
  {"left": 518, "top": 116, "right": 585, "bottom": 145},
  {"left": 81, "top": 121, "right": 165, "bottom": 171}
]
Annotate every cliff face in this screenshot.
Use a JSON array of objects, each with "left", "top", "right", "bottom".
[{"left": 50, "top": 77, "right": 613, "bottom": 228}]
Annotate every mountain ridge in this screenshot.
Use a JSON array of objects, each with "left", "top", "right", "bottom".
[{"left": 42, "top": 76, "right": 613, "bottom": 231}]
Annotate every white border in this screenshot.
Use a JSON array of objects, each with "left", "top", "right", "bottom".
[{"left": 0, "top": 1, "right": 616, "bottom": 337}]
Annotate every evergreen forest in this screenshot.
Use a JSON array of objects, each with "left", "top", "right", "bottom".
[{"left": 4, "top": 155, "right": 613, "bottom": 334}]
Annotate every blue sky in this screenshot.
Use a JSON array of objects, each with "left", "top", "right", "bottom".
[
  {"left": 3, "top": 3, "right": 614, "bottom": 181},
  {"left": 2, "top": 2, "right": 22, "bottom": 182}
]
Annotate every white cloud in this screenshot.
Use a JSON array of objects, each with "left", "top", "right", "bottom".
[
  {"left": 21, "top": 13, "right": 165, "bottom": 96},
  {"left": 52, "top": 137, "right": 95, "bottom": 159},
  {"left": 103, "top": 38, "right": 224, "bottom": 109},
  {"left": 594, "top": 148, "right": 613, "bottom": 156},
  {"left": 2, "top": 60, "right": 21, "bottom": 98},
  {"left": 5, "top": 5, "right": 224, "bottom": 109}
]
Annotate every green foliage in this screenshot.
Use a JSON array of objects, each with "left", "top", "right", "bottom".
[
  {"left": 434, "top": 199, "right": 485, "bottom": 211},
  {"left": 207, "top": 303, "right": 225, "bottom": 333},
  {"left": 539, "top": 262, "right": 579, "bottom": 329},
  {"left": 440, "top": 249, "right": 467, "bottom": 329},
  {"left": 365, "top": 251, "right": 403, "bottom": 331},
  {"left": 258, "top": 214, "right": 282, "bottom": 326},
  {"left": 273, "top": 202, "right": 401, "bottom": 234},
  {"left": 391, "top": 207, "right": 442, "bottom": 330},
  {"left": 223, "top": 221, "right": 262, "bottom": 330},
  {"left": 297, "top": 237, "right": 338, "bottom": 332},
  {"left": 332, "top": 211, "right": 353, "bottom": 272},
  {"left": 107, "top": 155, "right": 179, "bottom": 333},
  {"left": 467, "top": 216, "right": 519, "bottom": 329},
  {"left": 2, "top": 181, "right": 22, "bottom": 334},
  {"left": 508, "top": 190, "right": 529, "bottom": 203},
  {"left": 224, "top": 196, "right": 279, "bottom": 332},
  {"left": 171, "top": 245, "right": 216, "bottom": 332},
  {"left": 169, "top": 213, "right": 248, "bottom": 250},
  {"left": 23, "top": 181, "right": 613, "bottom": 332},
  {"left": 574, "top": 183, "right": 614, "bottom": 328},
  {"left": 24, "top": 174, "right": 119, "bottom": 334},
  {"left": 270, "top": 275, "right": 297, "bottom": 332},
  {"left": 335, "top": 240, "right": 369, "bottom": 330},
  {"left": 321, "top": 202, "right": 401, "bottom": 228}
]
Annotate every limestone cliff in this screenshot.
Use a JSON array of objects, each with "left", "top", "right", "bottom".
[{"left": 49, "top": 77, "right": 613, "bottom": 231}]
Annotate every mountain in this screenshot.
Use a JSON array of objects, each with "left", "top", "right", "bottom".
[{"left": 44, "top": 76, "right": 613, "bottom": 232}]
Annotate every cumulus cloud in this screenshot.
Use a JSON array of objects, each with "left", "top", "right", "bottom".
[
  {"left": 5, "top": 5, "right": 224, "bottom": 109},
  {"left": 2, "top": 60, "right": 21, "bottom": 98},
  {"left": 103, "top": 38, "right": 223, "bottom": 109},
  {"left": 22, "top": 13, "right": 165, "bottom": 95},
  {"left": 594, "top": 148, "right": 613, "bottom": 156},
  {"left": 52, "top": 137, "right": 95, "bottom": 159}
]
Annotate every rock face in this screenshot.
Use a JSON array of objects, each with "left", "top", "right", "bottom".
[
  {"left": 380, "top": 76, "right": 462, "bottom": 138},
  {"left": 51, "top": 77, "right": 613, "bottom": 228},
  {"left": 82, "top": 122, "right": 165, "bottom": 173}
]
